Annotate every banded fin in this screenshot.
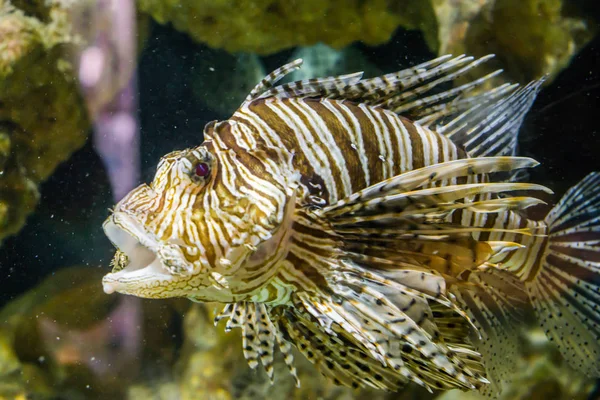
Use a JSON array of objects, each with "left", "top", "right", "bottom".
[
  {"left": 378, "top": 55, "right": 495, "bottom": 113},
  {"left": 251, "top": 54, "right": 498, "bottom": 117},
  {"left": 341, "top": 196, "right": 545, "bottom": 222},
  {"left": 416, "top": 82, "right": 517, "bottom": 128},
  {"left": 283, "top": 156, "right": 556, "bottom": 392},
  {"left": 277, "top": 306, "right": 409, "bottom": 391},
  {"left": 326, "top": 181, "right": 549, "bottom": 219},
  {"left": 441, "top": 78, "right": 546, "bottom": 158},
  {"left": 289, "top": 265, "right": 488, "bottom": 392},
  {"left": 273, "top": 325, "right": 300, "bottom": 387},
  {"left": 317, "top": 158, "right": 549, "bottom": 258},
  {"left": 243, "top": 59, "right": 303, "bottom": 105},
  {"left": 254, "top": 303, "right": 278, "bottom": 381},
  {"left": 451, "top": 268, "right": 530, "bottom": 397},
  {"left": 245, "top": 55, "right": 542, "bottom": 161},
  {"left": 241, "top": 303, "right": 261, "bottom": 369},
  {"left": 527, "top": 172, "right": 600, "bottom": 376},
  {"left": 290, "top": 157, "right": 553, "bottom": 393},
  {"left": 257, "top": 72, "right": 364, "bottom": 101},
  {"left": 321, "top": 156, "right": 547, "bottom": 218},
  {"left": 214, "top": 302, "right": 299, "bottom": 385},
  {"left": 428, "top": 303, "right": 487, "bottom": 379},
  {"left": 214, "top": 303, "right": 233, "bottom": 325},
  {"left": 484, "top": 241, "right": 526, "bottom": 256}
]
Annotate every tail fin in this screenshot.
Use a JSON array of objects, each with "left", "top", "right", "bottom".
[{"left": 527, "top": 172, "right": 600, "bottom": 377}]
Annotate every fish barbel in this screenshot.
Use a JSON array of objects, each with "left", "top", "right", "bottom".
[{"left": 101, "top": 54, "right": 600, "bottom": 395}]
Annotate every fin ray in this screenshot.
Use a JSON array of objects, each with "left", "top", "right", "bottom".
[
  {"left": 215, "top": 301, "right": 301, "bottom": 384},
  {"left": 452, "top": 269, "right": 530, "bottom": 396},
  {"left": 528, "top": 172, "right": 600, "bottom": 376},
  {"left": 321, "top": 157, "right": 546, "bottom": 218},
  {"left": 443, "top": 79, "right": 545, "bottom": 157}
]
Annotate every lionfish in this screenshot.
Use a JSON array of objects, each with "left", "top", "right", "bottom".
[{"left": 102, "top": 54, "right": 600, "bottom": 395}]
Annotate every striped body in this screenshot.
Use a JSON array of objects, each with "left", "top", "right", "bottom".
[
  {"left": 230, "top": 97, "right": 465, "bottom": 201},
  {"left": 216, "top": 97, "right": 549, "bottom": 294},
  {"left": 103, "top": 55, "right": 600, "bottom": 394}
]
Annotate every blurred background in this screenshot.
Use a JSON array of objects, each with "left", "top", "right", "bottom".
[{"left": 0, "top": 1, "right": 599, "bottom": 399}]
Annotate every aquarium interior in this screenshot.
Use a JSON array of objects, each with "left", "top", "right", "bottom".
[{"left": 0, "top": 1, "right": 600, "bottom": 399}]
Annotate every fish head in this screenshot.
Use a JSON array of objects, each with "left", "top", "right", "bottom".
[{"left": 102, "top": 122, "right": 297, "bottom": 302}]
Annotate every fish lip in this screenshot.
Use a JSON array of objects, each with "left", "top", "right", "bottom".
[
  {"left": 103, "top": 212, "right": 159, "bottom": 253},
  {"left": 102, "top": 211, "right": 172, "bottom": 294}
]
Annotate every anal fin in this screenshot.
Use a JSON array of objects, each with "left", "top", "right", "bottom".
[{"left": 451, "top": 268, "right": 531, "bottom": 397}]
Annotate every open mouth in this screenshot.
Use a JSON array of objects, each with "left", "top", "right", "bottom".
[{"left": 102, "top": 213, "right": 171, "bottom": 294}]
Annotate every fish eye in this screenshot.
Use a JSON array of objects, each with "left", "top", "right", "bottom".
[
  {"left": 194, "top": 162, "right": 211, "bottom": 178},
  {"left": 184, "top": 147, "right": 213, "bottom": 183}
]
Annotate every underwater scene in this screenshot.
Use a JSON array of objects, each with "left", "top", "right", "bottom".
[{"left": 1, "top": 1, "right": 600, "bottom": 399}]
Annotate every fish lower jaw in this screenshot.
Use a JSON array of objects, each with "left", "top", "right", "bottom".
[
  {"left": 102, "top": 257, "right": 173, "bottom": 295},
  {"left": 102, "top": 277, "right": 121, "bottom": 295},
  {"left": 103, "top": 214, "right": 173, "bottom": 295}
]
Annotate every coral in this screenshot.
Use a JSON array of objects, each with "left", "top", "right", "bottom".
[
  {"left": 0, "top": 272, "right": 594, "bottom": 399},
  {"left": 177, "top": 307, "right": 597, "bottom": 400},
  {"left": 438, "top": 0, "right": 597, "bottom": 84},
  {"left": 434, "top": 328, "right": 596, "bottom": 400},
  {"left": 0, "top": 267, "right": 118, "bottom": 399},
  {"left": 175, "top": 304, "right": 433, "bottom": 400},
  {"left": 138, "top": 0, "right": 439, "bottom": 56},
  {"left": 495, "top": 329, "right": 595, "bottom": 400},
  {"left": 127, "top": 382, "right": 182, "bottom": 400},
  {"left": 0, "top": 2, "right": 89, "bottom": 244},
  {"left": 140, "top": 0, "right": 595, "bottom": 86},
  {"left": 0, "top": 266, "right": 188, "bottom": 399}
]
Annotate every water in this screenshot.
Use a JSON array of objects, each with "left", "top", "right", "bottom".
[{"left": 0, "top": 1, "right": 599, "bottom": 399}]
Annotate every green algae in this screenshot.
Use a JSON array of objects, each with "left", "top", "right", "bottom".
[
  {"left": 0, "top": 2, "right": 89, "bottom": 245},
  {"left": 137, "top": 0, "right": 439, "bottom": 55}
]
